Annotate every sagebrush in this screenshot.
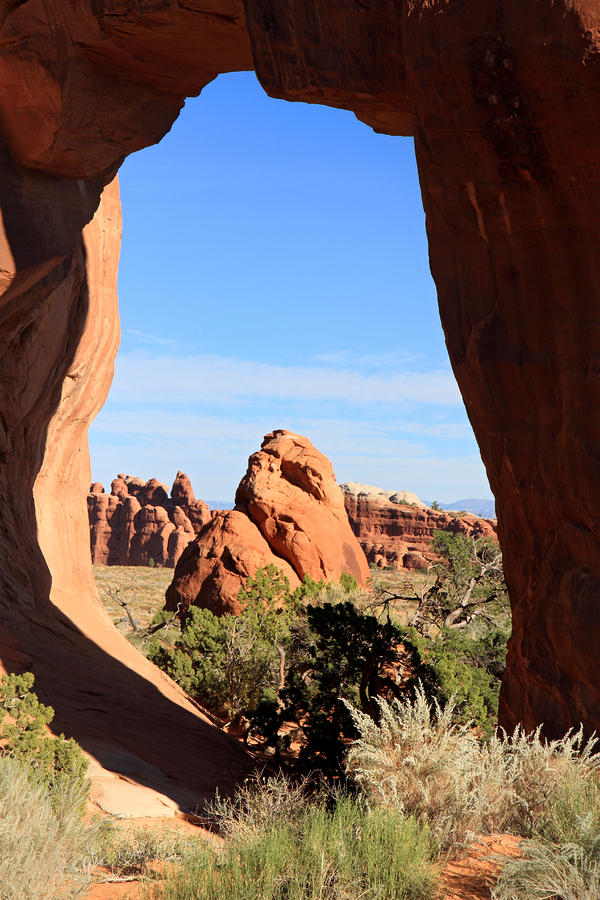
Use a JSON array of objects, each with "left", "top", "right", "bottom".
[
  {"left": 345, "top": 685, "right": 600, "bottom": 849},
  {"left": 0, "top": 756, "right": 96, "bottom": 900}
]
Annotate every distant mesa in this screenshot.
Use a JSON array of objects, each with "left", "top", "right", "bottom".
[
  {"left": 341, "top": 483, "right": 497, "bottom": 570},
  {"left": 436, "top": 498, "right": 496, "bottom": 519},
  {"left": 164, "top": 430, "right": 371, "bottom": 616},
  {"left": 340, "top": 481, "right": 428, "bottom": 509}
]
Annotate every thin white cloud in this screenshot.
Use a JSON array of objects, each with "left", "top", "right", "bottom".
[
  {"left": 89, "top": 409, "right": 492, "bottom": 501},
  {"left": 128, "top": 329, "right": 176, "bottom": 347},
  {"left": 310, "top": 349, "right": 425, "bottom": 369},
  {"left": 108, "top": 351, "right": 462, "bottom": 407}
]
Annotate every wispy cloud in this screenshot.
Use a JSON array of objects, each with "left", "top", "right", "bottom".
[
  {"left": 89, "top": 409, "right": 491, "bottom": 502},
  {"left": 108, "top": 351, "right": 462, "bottom": 407},
  {"left": 310, "top": 350, "right": 425, "bottom": 369},
  {"left": 90, "top": 350, "right": 489, "bottom": 501},
  {"left": 128, "top": 329, "right": 176, "bottom": 347}
]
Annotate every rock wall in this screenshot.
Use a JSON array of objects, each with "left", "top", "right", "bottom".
[
  {"left": 88, "top": 472, "right": 211, "bottom": 568},
  {"left": 0, "top": 0, "right": 599, "bottom": 783},
  {"left": 342, "top": 485, "right": 497, "bottom": 571},
  {"left": 25, "top": 178, "right": 252, "bottom": 804},
  {"left": 166, "top": 430, "right": 370, "bottom": 615}
]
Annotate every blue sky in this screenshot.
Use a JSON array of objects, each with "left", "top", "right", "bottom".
[{"left": 89, "top": 71, "right": 492, "bottom": 503}]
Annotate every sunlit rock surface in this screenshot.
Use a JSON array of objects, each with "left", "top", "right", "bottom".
[
  {"left": 88, "top": 472, "right": 210, "bottom": 568},
  {"left": 166, "top": 430, "right": 369, "bottom": 614},
  {"left": 342, "top": 485, "right": 497, "bottom": 570}
]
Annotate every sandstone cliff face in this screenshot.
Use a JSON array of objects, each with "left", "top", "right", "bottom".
[
  {"left": 25, "top": 179, "right": 252, "bottom": 805},
  {"left": 1, "top": 0, "right": 600, "bottom": 792},
  {"left": 166, "top": 431, "right": 370, "bottom": 615},
  {"left": 88, "top": 472, "right": 210, "bottom": 568},
  {"left": 342, "top": 486, "right": 497, "bottom": 570}
]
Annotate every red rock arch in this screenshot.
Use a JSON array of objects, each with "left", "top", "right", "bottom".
[{"left": 1, "top": 1, "right": 599, "bottom": 798}]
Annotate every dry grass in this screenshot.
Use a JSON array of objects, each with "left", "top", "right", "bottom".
[
  {"left": 94, "top": 565, "right": 173, "bottom": 635},
  {"left": 367, "top": 566, "right": 431, "bottom": 625},
  {"left": 493, "top": 818, "right": 600, "bottom": 899},
  {"left": 0, "top": 757, "right": 100, "bottom": 900},
  {"left": 93, "top": 563, "right": 429, "bottom": 633},
  {"left": 345, "top": 686, "right": 600, "bottom": 851},
  {"left": 90, "top": 821, "right": 199, "bottom": 882}
]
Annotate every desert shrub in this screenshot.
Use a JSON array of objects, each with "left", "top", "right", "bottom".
[
  {"left": 0, "top": 673, "right": 89, "bottom": 806},
  {"left": 246, "top": 598, "right": 407, "bottom": 776},
  {"left": 493, "top": 816, "right": 600, "bottom": 899},
  {"left": 150, "top": 775, "right": 439, "bottom": 900},
  {"left": 92, "top": 822, "right": 198, "bottom": 880},
  {"left": 369, "top": 531, "right": 510, "bottom": 734},
  {"left": 152, "top": 562, "right": 504, "bottom": 774},
  {"left": 209, "top": 774, "right": 314, "bottom": 843},
  {"left": 400, "top": 625, "right": 508, "bottom": 735},
  {"left": 345, "top": 686, "right": 600, "bottom": 850},
  {"left": 150, "top": 566, "right": 305, "bottom": 720},
  {"left": 150, "top": 567, "right": 376, "bottom": 749},
  {"left": 0, "top": 755, "right": 95, "bottom": 900}
]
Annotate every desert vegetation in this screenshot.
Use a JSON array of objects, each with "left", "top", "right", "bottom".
[
  {"left": 0, "top": 674, "right": 98, "bottom": 898},
  {"left": 1, "top": 536, "right": 593, "bottom": 898},
  {"left": 4, "top": 655, "right": 600, "bottom": 898},
  {"left": 150, "top": 778, "right": 439, "bottom": 900},
  {"left": 139, "top": 531, "right": 510, "bottom": 770}
]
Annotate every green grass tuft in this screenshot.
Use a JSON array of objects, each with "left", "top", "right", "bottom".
[{"left": 149, "top": 776, "right": 439, "bottom": 900}]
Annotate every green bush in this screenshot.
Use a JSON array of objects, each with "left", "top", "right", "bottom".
[
  {"left": 399, "top": 625, "right": 508, "bottom": 735},
  {"left": 0, "top": 673, "right": 89, "bottom": 804},
  {"left": 149, "top": 776, "right": 440, "bottom": 900},
  {"left": 150, "top": 566, "right": 304, "bottom": 720},
  {"left": 149, "top": 566, "right": 367, "bottom": 733},
  {"left": 153, "top": 562, "right": 507, "bottom": 772},
  {"left": 279, "top": 601, "right": 406, "bottom": 776},
  {"left": 152, "top": 559, "right": 507, "bottom": 771}
]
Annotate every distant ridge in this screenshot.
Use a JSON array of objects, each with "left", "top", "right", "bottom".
[{"left": 436, "top": 498, "right": 496, "bottom": 518}]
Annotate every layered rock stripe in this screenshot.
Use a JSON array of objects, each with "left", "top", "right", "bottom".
[
  {"left": 341, "top": 483, "right": 497, "bottom": 571},
  {"left": 0, "top": 1, "right": 598, "bottom": 796}
]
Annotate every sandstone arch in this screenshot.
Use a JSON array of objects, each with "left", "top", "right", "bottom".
[{"left": 0, "top": 1, "right": 599, "bottom": 797}]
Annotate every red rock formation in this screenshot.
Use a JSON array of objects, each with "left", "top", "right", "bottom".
[
  {"left": 25, "top": 179, "right": 251, "bottom": 804},
  {"left": 167, "top": 431, "right": 370, "bottom": 615},
  {"left": 166, "top": 510, "right": 301, "bottom": 616},
  {"left": 342, "top": 486, "right": 497, "bottom": 570},
  {"left": 236, "top": 431, "right": 370, "bottom": 585},
  {"left": 172, "top": 471, "right": 196, "bottom": 507},
  {"left": 399, "top": 1, "right": 600, "bottom": 739},
  {"left": 87, "top": 472, "right": 211, "bottom": 568},
  {"left": 2, "top": 0, "right": 600, "bottom": 795}
]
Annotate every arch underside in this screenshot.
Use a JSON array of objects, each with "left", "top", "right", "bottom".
[{"left": 1, "top": 0, "right": 600, "bottom": 800}]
